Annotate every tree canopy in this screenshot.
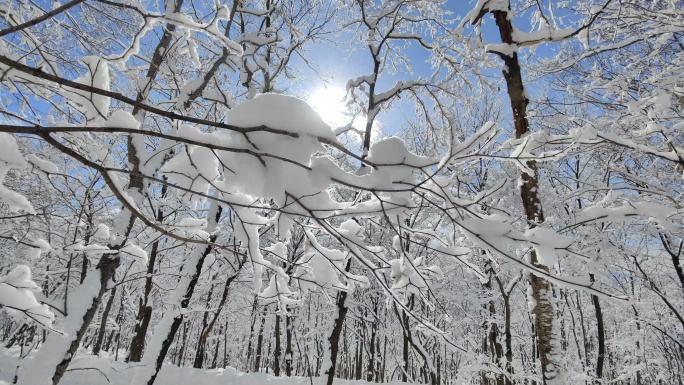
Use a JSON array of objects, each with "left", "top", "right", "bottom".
[{"left": 0, "top": 1, "right": 682, "bottom": 385}]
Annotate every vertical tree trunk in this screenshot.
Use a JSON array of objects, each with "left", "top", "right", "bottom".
[
  {"left": 484, "top": 265, "right": 504, "bottom": 385},
  {"left": 210, "top": 334, "right": 220, "bottom": 369},
  {"left": 223, "top": 323, "right": 229, "bottom": 368},
  {"left": 132, "top": 204, "right": 222, "bottom": 385},
  {"left": 401, "top": 306, "right": 410, "bottom": 382},
  {"left": 576, "top": 292, "right": 590, "bottom": 369},
  {"left": 193, "top": 265, "right": 241, "bottom": 369},
  {"left": 274, "top": 312, "right": 281, "bottom": 376},
  {"left": 590, "top": 274, "right": 605, "bottom": 383},
  {"left": 503, "top": 293, "right": 514, "bottom": 385},
  {"left": 324, "top": 259, "right": 353, "bottom": 385},
  {"left": 659, "top": 234, "right": 684, "bottom": 289},
  {"left": 367, "top": 309, "right": 377, "bottom": 382},
  {"left": 193, "top": 280, "right": 215, "bottom": 369},
  {"left": 128, "top": 190, "right": 165, "bottom": 362},
  {"left": 80, "top": 193, "right": 95, "bottom": 285},
  {"left": 285, "top": 312, "right": 293, "bottom": 376},
  {"left": 381, "top": 335, "right": 387, "bottom": 382},
  {"left": 178, "top": 322, "right": 189, "bottom": 367},
  {"left": 18, "top": 253, "right": 121, "bottom": 385},
  {"left": 92, "top": 285, "right": 116, "bottom": 355},
  {"left": 254, "top": 307, "right": 266, "bottom": 373},
  {"left": 355, "top": 329, "right": 364, "bottom": 380},
  {"left": 245, "top": 296, "right": 259, "bottom": 370},
  {"left": 484, "top": 5, "right": 563, "bottom": 384}
]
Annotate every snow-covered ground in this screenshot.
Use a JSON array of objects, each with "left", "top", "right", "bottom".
[{"left": 0, "top": 348, "right": 408, "bottom": 385}]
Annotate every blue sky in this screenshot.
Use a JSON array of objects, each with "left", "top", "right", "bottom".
[{"left": 294, "top": 0, "right": 566, "bottom": 140}]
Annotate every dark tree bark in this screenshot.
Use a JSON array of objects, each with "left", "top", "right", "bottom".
[
  {"left": 660, "top": 233, "right": 684, "bottom": 289},
  {"left": 355, "top": 327, "right": 364, "bottom": 380},
  {"left": 193, "top": 264, "right": 242, "bottom": 369},
  {"left": 177, "top": 321, "right": 189, "bottom": 367},
  {"left": 128, "top": 192, "right": 165, "bottom": 362},
  {"left": 324, "top": 258, "right": 353, "bottom": 385},
  {"left": 193, "top": 280, "right": 215, "bottom": 369},
  {"left": 254, "top": 307, "right": 266, "bottom": 373},
  {"left": 592, "top": 294, "right": 605, "bottom": 382},
  {"left": 285, "top": 312, "right": 293, "bottom": 376},
  {"left": 246, "top": 296, "right": 259, "bottom": 370},
  {"left": 92, "top": 285, "right": 116, "bottom": 356},
  {"left": 473, "top": 5, "right": 562, "bottom": 384},
  {"left": 142, "top": 206, "right": 223, "bottom": 385},
  {"left": 366, "top": 303, "right": 377, "bottom": 382},
  {"left": 274, "top": 312, "right": 282, "bottom": 376}
]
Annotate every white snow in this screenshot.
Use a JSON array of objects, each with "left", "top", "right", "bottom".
[
  {"left": 25, "top": 154, "right": 59, "bottom": 174},
  {"left": 105, "top": 110, "right": 141, "bottom": 129},
  {"left": 1, "top": 350, "right": 412, "bottom": 385},
  {"left": 92, "top": 224, "right": 111, "bottom": 240},
  {"left": 0, "top": 265, "right": 54, "bottom": 328},
  {"left": 17, "top": 270, "right": 103, "bottom": 385}
]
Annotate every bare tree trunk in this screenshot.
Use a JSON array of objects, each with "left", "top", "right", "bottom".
[
  {"left": 210, "top": 333, "right": 221, "bottom": 369},
  {"left": 274, "top": 312, "right": 281, "bottom": 376},
  {"left": 324, "top": 259, "right": 352, "bottom": 385},
  {"left": 481, "top": 5, "right": 563, "bottom": 384},
  {"left": 246, "top": 296, "right": 258, "bottom": 370},
  {"left": 92, "top": 285, "right": 116, "bottom": 355},
  {"left": 128, "top": 188, "right": 165, "bottom": 362},
  {"left": 223, "top": 323, "right": 229, "bottom": 368},
  {"left": 401, "top": 304, "right": 410, "bottom": 382},
  {"left": 367, "top": 303, "right": 377, "bottom": 382},
  {"left": 194, "top": 264, "right": 242, "bottom": 369},
  {"left": 484, "top": 265, "right": 504, "bottom": 385},
  {"left": 355, "top": 326, "right": 364, "bottom": 380},
  {"left": 590, "top": 274, "right": 605, "bottom": 383},
  {"left": 254, "top": 307, "right": 266, "bottom": 373},
  {"left": 80, "top": 193, "right": 95, "bottom": 285},
  {"left": 381, "top": 334, "right": 387, "bottom": 383},
  {"left": 503, "top": 292, "right": 514, "bottom": 385},
  {"left": 660, "top": 234, "right": 684, "bottom": 289},
  {"left": 285, "top": 311, "right": 293, "bottom": 376},
  {"left": 178, "top": 321, "right": 189, "bottom": 367}
]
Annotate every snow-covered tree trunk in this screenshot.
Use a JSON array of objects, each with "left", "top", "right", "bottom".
[
  {"left": 127, "top": 0, "right": 185, "bottom": 361},
  {"left": 17, "top": 258, "right": 119, "bottom": 385},
  {"left": 132, "top": 203, "right": 222, "bottom": 385}
]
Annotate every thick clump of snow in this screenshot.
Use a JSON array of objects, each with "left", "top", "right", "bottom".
[
  {"left": 0, "top": 349, "right": 411, "bottom": 385},
  {"left": 0, "top": 266, "right": 54, "bottom": 328}
]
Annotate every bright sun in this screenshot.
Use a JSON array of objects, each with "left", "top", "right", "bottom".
[
  {"left": 307, "top": 85, "right": 380, "bottom": 143},
  {"left": 307, "top": 86, "right": 348, "bottom": 127}
]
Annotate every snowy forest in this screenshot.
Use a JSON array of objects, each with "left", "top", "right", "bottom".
[{"left": 0, "top": 0, "right": 682, "bottom": 384}]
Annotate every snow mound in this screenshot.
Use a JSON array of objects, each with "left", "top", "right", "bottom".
[{"left": 225, "top": 93, "right": 336, "bottom": 141}]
